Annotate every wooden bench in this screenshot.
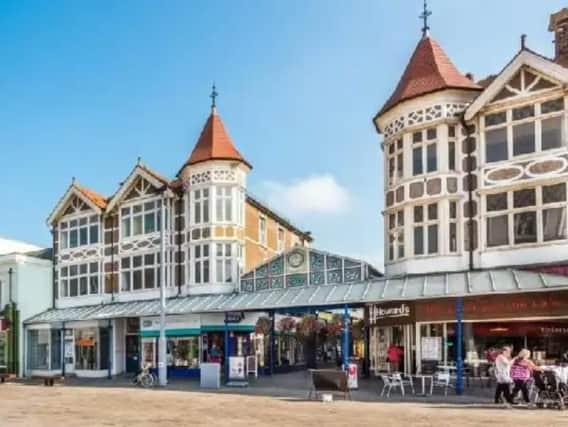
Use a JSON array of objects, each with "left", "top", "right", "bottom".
[
  {"left": 32, "top": 375, "right": 64, "bottom": 387},
  {"left": 308, "top": 369, "right": 351, "bottom": 400}
]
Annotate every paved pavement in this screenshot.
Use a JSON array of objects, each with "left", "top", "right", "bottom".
[{"left": 29, "top": 371, "right": 497, "bottom": 404}]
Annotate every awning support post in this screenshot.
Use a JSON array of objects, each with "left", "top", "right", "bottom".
[
  {"left": 456, "top": 297, "right": 464, "bottom": 395},
  {"left": 269, "top": 310, "right": 275, "bottom": 376},
  {"left": 224, "top": 312, "right": 229, "bottom": 383},
  {"left": 342, "top": 304, "right": 350, "bottom": 369}
]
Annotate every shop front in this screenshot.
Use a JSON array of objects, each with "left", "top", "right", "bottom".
[
  {"left": 414, "top": 290, "right": 568, "bottom": 372},
  {"left": 140, "top": 312, "right": 261, "bottom": 378},
  {"left": 367, "top": 302, "right": 415, "bottom": 374}
]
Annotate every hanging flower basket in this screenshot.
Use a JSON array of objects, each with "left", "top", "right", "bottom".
[
  {"left": 255, "top": 316, "right": 272, "bottom": 336},
  {"left": 278, "top": 317, "right": 297, "bottom": 333},
  {"left": 296, "top": 315, "right": 324, "bottom": 342}
]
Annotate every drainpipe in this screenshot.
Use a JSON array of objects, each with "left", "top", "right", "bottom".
[
  {"left": 8, "top": 268, "right": 13, "bottom": 304},
  {"left": 460, "top": 114, "right": 475, "bottom": 271}
]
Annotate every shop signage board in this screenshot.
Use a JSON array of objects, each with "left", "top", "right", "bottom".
[
  {"left": 421, "top": 337, "right": 442, "bottom": 361},
  {"left": 141, "top": 315, "right": 200, "bottom": 332},
  {"left": 368, "top": 302, "right": 415, "bottom": 326},
  {"left": 225, "top": 312, "right": 245, "bottom": 324},
  {"left": 229, "top": 356, "right": 245, "bottom": 380},
  {"left": 415, "top": 290, "right": 568, "bottom": 322},
  {"left": 347, "top": 363, "right": 358, "bottom": 389}
]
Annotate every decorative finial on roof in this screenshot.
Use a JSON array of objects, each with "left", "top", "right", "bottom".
[
  {"left": 137, "top": 156, "right": 142, "bottom": 166},
  {"left": 419, "top": 0, "right": 432, "bottom": 37},
  {"left": 521, "top": 34, "right": 527, "bottom": 50},
  {"left": 210, "top": 82, "right": 218, "bottom": 114},
  {"left": 71, "top": 176, "right": 76, "bottom": 185}
]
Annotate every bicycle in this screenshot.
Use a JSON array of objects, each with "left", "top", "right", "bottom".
[{"left": 134, "top": 365, "right": 155, "bottom": 388}]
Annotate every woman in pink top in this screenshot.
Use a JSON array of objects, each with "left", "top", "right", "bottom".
[{"left": 511, "top": 349, "right": 541, "bottom": 404}]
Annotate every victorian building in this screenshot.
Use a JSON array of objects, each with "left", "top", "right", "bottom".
[
  {"left": 367, "top": 7, "right": 568, "bottom": 375},
  {"left": 24, "top": 97, "right": 314, "bottom": 378}
]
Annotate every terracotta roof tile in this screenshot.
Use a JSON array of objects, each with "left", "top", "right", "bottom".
[
  {"left": 75, "top": 185, "right": 108, "bottom": 209},
  {"left": 378, "top": 36, "right": 482, "bottom": 117},
  {"left": 180, "top": 111, "right": 251, "bottom": 171}
]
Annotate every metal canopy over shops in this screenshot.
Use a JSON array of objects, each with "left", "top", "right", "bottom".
[{"left": 25, "top": 269, "right": 568, "bottom": 325}]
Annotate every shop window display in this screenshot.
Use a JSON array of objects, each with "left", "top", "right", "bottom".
[
  {"left": 27, "top": 330, "right": 50, "bottom": 370},
  {"left": 75, "top": 328, "right": 98, "bottom": 370},
  {"left": 167, "top": 337, "right": 199, "bottom": 368}
]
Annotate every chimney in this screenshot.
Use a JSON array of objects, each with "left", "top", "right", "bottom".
[{"left": 549, "top": 8, "right": 568, "bottom": 67}]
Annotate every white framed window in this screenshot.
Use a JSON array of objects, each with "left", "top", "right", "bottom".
[
  {"left": 215, "top": 243, "right": 233, "bottom": 283},
  {"left": 60, "top": 215, "right": 99, "bottom": 250},
  {"left": 485, "top": 183, "right": 567, "bottom": 248},
  {"left": 449, "top": 201, "right": 458, "bottom": 253},
  {"left": 60, "top": 262, "right": 99, "bottom": 297},
  {"left": 387, "top": 209, "right": 404, "bottom": 261},
  {"left": 483, "top": 97, "right": 564, "bottom": 163},
  {"left": 121, "top": 200, "right": 161, "bottom": 239},
  {"left": 192, "top": 189, "right": 210, "bottom": 225},
  {"left": 387, "top": 138, "right": 404, "bottom": 185},
  {"left": 277, "top": 227, "right": 285, "bottom": 253},
  {"left": 259, "top": 216, "right": 267, "bottom": 246},
  {"left": 120, "top": 252, "right": 160, "bottom": 291},
  {"left": 413, "top": 203, "right": 438, "bottom": 255},
  {"left": 215, "top": 187, "right": 233, "bottom": 222},
  {"left": 448, "top": 125, "right": 457, "bottom": 172},
  {"left": 194, "top": 244, "right": 210, "bottom": 284},
  {"left": 412, "top": 127, "right": 438, "bottom": 176}
]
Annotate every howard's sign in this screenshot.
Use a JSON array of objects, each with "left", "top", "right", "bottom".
[{"left": 369, "top": 302, "right": 414, "bottom": 325}]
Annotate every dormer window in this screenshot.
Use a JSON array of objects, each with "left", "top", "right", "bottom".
[{"left": 60, "top": 215, "right": 99, "bottom": 250}]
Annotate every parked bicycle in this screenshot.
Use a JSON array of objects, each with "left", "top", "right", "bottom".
[{"left": 134, "top": 365, "right": 156, "bottom": 388}]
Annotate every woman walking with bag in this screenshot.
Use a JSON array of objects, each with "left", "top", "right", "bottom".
[{"left": 511, "top": 349, "right": 541, "bottom": 406}]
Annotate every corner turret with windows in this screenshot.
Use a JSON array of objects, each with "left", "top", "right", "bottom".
[{"left": 376, "top": 8, "right": 568, "bottom": 277}]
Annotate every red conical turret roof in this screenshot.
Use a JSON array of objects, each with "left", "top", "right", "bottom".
[
  {"left": 180, "top": 110, "right": 251, "bottom": 172},
  {"left": 378, "top": 36, "right": 481, "bottom": 117}
]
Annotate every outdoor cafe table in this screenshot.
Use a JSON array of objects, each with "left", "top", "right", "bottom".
[{"left": 413, "top": 374, "right": 433, "bottom": 396}]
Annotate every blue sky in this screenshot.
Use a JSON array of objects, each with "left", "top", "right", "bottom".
[{"left": 0, "top": 0, "right": 565, "bottom": 269}]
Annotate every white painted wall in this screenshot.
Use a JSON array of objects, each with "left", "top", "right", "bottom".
[{"left": 0, "top": 254, "right": 52, "bottom": 377}]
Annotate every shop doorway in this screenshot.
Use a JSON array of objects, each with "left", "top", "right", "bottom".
[{"left": 125, "top": 335, "right": 140, "bottom": 373}]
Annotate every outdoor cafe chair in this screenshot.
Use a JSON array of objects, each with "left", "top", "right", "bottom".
[
  {"left": 379, "top": 374, "right": 405, "bottom": 397},
  {"left": 430, "top": 372, "right": 453, "bottom": 397},
  {"left": 392, "top": 372, "right": 415, "bottom": 394}
]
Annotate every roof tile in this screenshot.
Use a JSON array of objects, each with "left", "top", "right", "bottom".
[
  {"left": 181, "top": 110, "right": 251, "bottom": 171},
  {"left": 378, "top": 36, "right": 481, "bottom": 116}
]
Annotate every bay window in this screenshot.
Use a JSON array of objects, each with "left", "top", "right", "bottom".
[
  {"left": 60, "top": 215, "right": 99, "bottom": 249},
  {"left": 413, "top": 203, "right": 438, "bottom": 255},
  {"left": 120, "top": 253, "right": 160, "bottom": 291},
  {"left": 449, "top": 201, "right": 458, "bottom": 253},
  {"left": 194, "top": 244, "right": 210, "bottom": 284},
  {"left": 60, "top": 262, "right": 99, "bottom": 297},
  {"left": 193, "top": 189, "right": 210, "bottom": 224},
  {"left": 121, "top": 200, "right": 161, "bottom": 238},
  {"left": 215, "top": 243, "right": 233, "bottom": 283},
  {"left": 485, "top": 183, "right": 568, "bottom": 248},
  {"left": 215, "top": 187, "right": 233, "bottom": 222},
  {"left": 484, "top": 97, "right": 564, "bottom": 163},
  {"left": 387, "top": 210, "right": 404, "bottom": 261},
  {"left": 412, "top": 127, "right": 437, "bottom": 176},
  {"left": 387, "top": 138, "right": 403, "bottom": 184}
]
